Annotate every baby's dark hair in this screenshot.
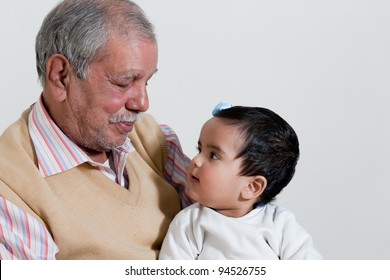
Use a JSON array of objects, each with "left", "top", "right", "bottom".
[{"left": 214, "top": 106, "right": 299, "bottom": 204}]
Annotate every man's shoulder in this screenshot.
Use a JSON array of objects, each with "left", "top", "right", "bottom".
[
  {"left": 0, "top": 108, "right": 36, "bottom": 174},
  {"left": 0, "top": 108, "right": 33, "bottom": 154},
  {"left": 128, "top": 112, "right": 167, "bottom": 174},
  {"left": 132, "top": 113, "right": 159, "bottom": 132}
]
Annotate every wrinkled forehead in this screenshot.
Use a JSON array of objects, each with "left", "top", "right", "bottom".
[{"left": 91, "top": 34, "right": 158, "bottom": 74}]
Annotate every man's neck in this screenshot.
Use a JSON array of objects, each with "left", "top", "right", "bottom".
[{"left": 82, "top": 149, "right": 111, "bottom": 164}]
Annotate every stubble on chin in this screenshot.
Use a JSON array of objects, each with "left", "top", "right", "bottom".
[
  {"left": 73, "top": 110, "right": 141, "bottom": 153},
  {"left": 81, "top": 125, "right": 128, "bottom": 152}
]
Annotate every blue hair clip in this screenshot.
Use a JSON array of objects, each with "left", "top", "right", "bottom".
[{"left": 212, "top": 101, "right": 232, "bottom": 116}]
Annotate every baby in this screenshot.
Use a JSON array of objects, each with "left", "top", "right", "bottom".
[{"left": 159, "top": 103, "right": 322, "bottom": 259}]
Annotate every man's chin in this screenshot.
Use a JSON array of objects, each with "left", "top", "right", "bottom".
[
  {"left": 109, "top": 136, "right": 129, "bottom": 149},
  {"left": 88, "top": 136, "right": 128, "bottom": 152}
]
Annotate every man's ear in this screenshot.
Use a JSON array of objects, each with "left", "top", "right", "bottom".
[
  {"left": 45, "top": 54, "right": 71, "bottom": 102},
  {"left": 241, "top": 176, "right": 267, "bottom": 200}
]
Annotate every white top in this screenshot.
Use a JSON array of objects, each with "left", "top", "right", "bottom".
[{"left": 159, "top": 202, "right": 322, "bottom": 260}]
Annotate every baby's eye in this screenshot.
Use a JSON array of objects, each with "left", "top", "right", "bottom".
[
  {"left": 210, "top": 152, "right": 220, "bottom": 160},
  {"left": 196, "top": 146, "right": 201, "bottom": 154}
]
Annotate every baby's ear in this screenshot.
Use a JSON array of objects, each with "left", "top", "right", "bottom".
[{"left": 241, "top": 176, "right": 267, "bottom": 200}]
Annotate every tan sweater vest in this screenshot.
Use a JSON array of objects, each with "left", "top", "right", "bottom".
[{"left": 0, "top": 109, "right": 181, "bottom": 259}]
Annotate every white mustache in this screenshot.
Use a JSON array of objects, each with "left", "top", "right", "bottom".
[{"left": 109, "top": 113, "right": 142, "bottom": 124}]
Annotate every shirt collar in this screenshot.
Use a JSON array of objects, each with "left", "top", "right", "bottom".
[{"left": 28, "top": 96, "right": 134, "bottom": 177}]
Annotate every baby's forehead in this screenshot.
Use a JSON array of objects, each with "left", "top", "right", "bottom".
[
  {"left": 201, "top": 117, "right": 232, "bottom": 132},
  {"left": 200, "top": 117, "right": 244, "bottom": 147},
  {"left": 203, "top": 117, "right": 241, "bottom": 131}
]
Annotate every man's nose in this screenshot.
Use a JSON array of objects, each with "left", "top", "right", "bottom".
[{"left": 125, "top": 84, "right": 149, "bottom": 112}]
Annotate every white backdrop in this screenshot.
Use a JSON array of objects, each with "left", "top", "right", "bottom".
[{"left": 1, "top": 0, "right": 389, "bottom": 259}]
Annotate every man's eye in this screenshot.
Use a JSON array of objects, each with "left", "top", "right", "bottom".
[
  {"left": 109, "top": 76, "right": 135, "bottom": 89},
  {"left": 116, "top": 83, "right": 130, "bottom": 88}
]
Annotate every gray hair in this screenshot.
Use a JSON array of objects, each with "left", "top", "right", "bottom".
[{"left": 35, "top": 0, "right": 156, "bottom": 86}]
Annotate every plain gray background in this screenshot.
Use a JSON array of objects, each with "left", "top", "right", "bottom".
[{"left": 1, "top": 0, "right": 389, "bottom": 259}]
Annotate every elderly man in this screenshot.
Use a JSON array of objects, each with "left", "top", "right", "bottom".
[{"left": 0, "top": 0, "right": 191, "bottom": 259}]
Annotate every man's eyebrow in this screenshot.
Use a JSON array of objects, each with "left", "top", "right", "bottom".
[
  {"left": 119, "top": 73, "right": 137, "bottom": 80},
  {"left": 117, "top": 69, "right": 158, "bottom": 81},
  {"left": 109, "top": 73, "right": 136, "bottom": 82}
]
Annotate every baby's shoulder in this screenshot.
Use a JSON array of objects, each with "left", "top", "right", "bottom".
[
  {"left": 172, "top": 202, "right": 202, "bottom": 221},
  {"left": 260, "top": 203, "right": 297, "bottom": 223}
]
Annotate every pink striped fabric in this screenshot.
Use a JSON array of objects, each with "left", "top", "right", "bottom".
[
  {"left": 160, "top": 124, "right": 193, "bottom": 208},
  {"left": 0, "top": 97, "right": 191, "bottom": 259},
  {"left": 0, "top": 197, "right": 58, "bottom": 260}
]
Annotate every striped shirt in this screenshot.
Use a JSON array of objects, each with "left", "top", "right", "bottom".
[{"left": 0, "top": 97, "right": 192, "bottom": 259}]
